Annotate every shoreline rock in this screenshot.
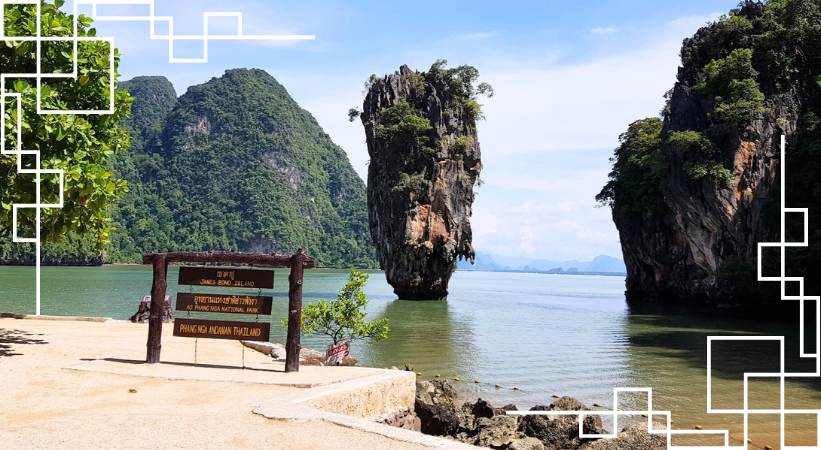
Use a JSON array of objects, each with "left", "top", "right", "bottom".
[
  {"left": 410, "top": 380, "right": 664, "bottom": 450},
  {"left": 128, "top": 296, "right": 172, "bottom": 323}
]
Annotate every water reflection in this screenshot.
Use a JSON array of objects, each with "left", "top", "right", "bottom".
[
  {"left": 362, "top": 299, "right": 476, "bottom": 377},
  {"left": 624, "top": 306, "right": 821, "bottom": 445}
]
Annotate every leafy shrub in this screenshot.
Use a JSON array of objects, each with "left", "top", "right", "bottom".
[
  {"left": 295, "top": 269, "right": 390, "bottom": 347},
  {"left": 0, "top": 0, "right": 131, "bottom": 248},
  {"left": 391, "top": 171, "right": 429, "bottom": 194},
  {"left": 597, "top": 118, "right": 665, "bottom": 212},
  {"left": 667, "top": 131, "right": 733, "bottom": 187},
  {"left": 696, "top": 48, "right": 766, "bottom": 126}
]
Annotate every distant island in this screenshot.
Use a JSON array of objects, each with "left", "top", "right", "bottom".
[{"left": 458, "top": 252, "right": 626, "bottom": 275}]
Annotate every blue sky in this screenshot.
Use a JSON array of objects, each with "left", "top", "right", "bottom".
[{"left": 73, "top": 0, "right": 740, "bottom": 261}]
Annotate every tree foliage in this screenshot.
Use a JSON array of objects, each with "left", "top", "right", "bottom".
[
  {"left": 295, "top": 269, "right": 390, "bottom": 346},
  {"left": 1, "top": 0, "right": 131, "bottom": 249},
  {"left": 596, "top": 118, "right": 664, "bottom": 213},
  {"left": 106, "top": 70, "right": 378, "bottom": 267}
]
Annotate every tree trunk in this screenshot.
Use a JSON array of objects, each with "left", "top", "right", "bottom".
[
  {"left": 285, "top": 250, "right": 306, "bottom": 372},
  {"left": 146, "top": 254, "right": 168, "bottom": 363}
]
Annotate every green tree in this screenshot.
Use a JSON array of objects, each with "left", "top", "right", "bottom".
[
  {"left": 296, "top": 269, "right": 389, "bottom": 347},
  {"left": 695, "top": 48, "right": 766, "bottom": 126},
  {"left": 596, "top": 117, "right": 665, "bottom": 213},
  {"left": 1, "top": 0, "right": 131, "bottom": 248}
]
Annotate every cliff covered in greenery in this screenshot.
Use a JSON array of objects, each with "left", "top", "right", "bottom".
[
  {"left": 354, "top": 62, "right": 490, "bottom": 299},
  {"left": 599, "top": 0, "right": 821, "bottom": 312},
  {"left": 3, "top": 70, "right": 377, "bottom": 267}
]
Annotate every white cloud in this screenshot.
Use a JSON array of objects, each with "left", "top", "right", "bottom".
[
  {"left": 590, "top": 26, "right": 616, "bottom": 35},
  {"left": 276, "top": 13, "right": 724, "bottom": 261}
]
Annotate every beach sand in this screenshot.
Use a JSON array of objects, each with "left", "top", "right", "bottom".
[{"left": 0, "top": 317, "right": 432, "bottom": 449}]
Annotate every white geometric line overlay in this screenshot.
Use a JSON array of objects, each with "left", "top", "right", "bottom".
[
  {"left": 1, "top": 0, "right": 314, "bottom": 315},
  {"left": 510, "top": 136, "right": 821, "bottom": 449}
]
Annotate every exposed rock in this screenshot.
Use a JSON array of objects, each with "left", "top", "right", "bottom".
[
  {"left": 580, "top": 425, "right": 666, "bottom": 450},
  {"left": 473, "top": 415, "right": 519, "bottom": 448},
  {"left": 469, "top": 398, "right": 496, "bottom": 419},
  {"left": 360, "top": 63, "right": 484, "bottom": 300},
  {"left": 495, "top": 404, "right": 519, "bottom": 416},
  {"left": 415, "top": 380, "right": 461, "bottom": 436},
  {"left": 518, "top": 397, "right": 603, "bottom": 450},
  {"left": 412, "top": 381, "right": 617, "bottom": 450},
  {"left": 129, "top": 296, "right": 172, "bottom": 323},
  {"left": 382, "top": 409, "right": 422, "bottom": 432},
  {"left": 416, "top": 379, "right": 458, "bottom": 407},
  {"left": 416, "top": 400, "right": 461, "bottom": 436},
  {"left": 507, "top": 437, "right": 545, "bottom": 450}
]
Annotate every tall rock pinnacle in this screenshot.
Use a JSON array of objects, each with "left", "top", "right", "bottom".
[{"left": 357, "top": 62, "right": 490, "bottom": 299}]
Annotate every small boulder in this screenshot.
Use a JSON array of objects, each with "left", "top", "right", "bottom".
[
  {"left": 129, "top": 296, "right": 172, "bottom": 323},
  {"left": 416, "top": 401, "right": 460, "bottom": 436},
  {"left": 473, "top": 415, "right": 519, "bottom": 448},
  {"left": 580, "top": 424, "right": 666, "bottom": 450},
  {"left": 415, "top": 380, "right": 460, "bottom": 436},
  {"left": 508, "top": 437, "right": 545, "bottom": 450},
  {"left": 496, "top": 404, "right": 519, "bottom": 415},
  {"left": 469, "top": 398, "right": 496, "bottom": 419},
  {"left": 519, "top": 397, "right": 603, "bottom": 449},
  {"left": 382, "top": 409, "right": 421, "bottom": 432}
]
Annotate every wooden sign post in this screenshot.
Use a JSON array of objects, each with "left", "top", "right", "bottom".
[{"left": 142, "top": 250, "right": 314, "bottom": 372}]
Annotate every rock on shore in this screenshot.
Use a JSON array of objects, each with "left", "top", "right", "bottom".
[
  {"left": 128, "top": 297, "right": 172, "bottom": 323},
  {"left": 412, "top": 380, "right": 664, "bottom": 450}
]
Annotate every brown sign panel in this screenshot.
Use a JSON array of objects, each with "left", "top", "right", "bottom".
[
  {"left": 175, "top": 293, "right": 273, "bottom": 315},
  {"left": 173, "top": 318, "right": 270, "bottom": 341},
  {"left": 177, "top": 266, "right": 274, "bottom": 289}
]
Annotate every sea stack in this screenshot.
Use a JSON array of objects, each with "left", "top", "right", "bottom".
[
  {"left": 598, "top": 2, "right": 821, "bottom": 311},
  {"left": 359, "top": 62, "right": 488, "bottom": 299}
]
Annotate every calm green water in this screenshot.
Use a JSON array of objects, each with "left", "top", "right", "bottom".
[{"left": 1, "top": 266, "right": 818, "bottom": 446}]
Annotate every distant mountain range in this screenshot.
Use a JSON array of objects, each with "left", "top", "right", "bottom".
[{"left": 458, "top": 252, "right": 626, "bottom": 275}]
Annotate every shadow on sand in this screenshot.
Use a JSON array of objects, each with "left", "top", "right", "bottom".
[
  {"left": 80, "top": 357, "right": 286, "bottom": 373},
  {"left": 0, "top": 328, "right": 48, "bottom": 357}
]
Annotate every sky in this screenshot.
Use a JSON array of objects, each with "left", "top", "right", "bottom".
[{"left": 71, "top": 0, "right": 741, "bottom": 261}]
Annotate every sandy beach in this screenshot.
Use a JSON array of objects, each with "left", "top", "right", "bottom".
[{"left": 0, "top": 316, "right": 452, "bottom": 450}]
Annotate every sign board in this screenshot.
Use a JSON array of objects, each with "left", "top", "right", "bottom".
[
  {"left": 173, "top": 318, "right": 270, "bottom": 341},
  {"left": 178, "top": 266, "right": 274, "bottom": 289},
  {"left": 175, "top": 293, "right": 273, "bottom": 315},
  {"left": 325, "top": 341, "right": 350, "bottom": 365}
]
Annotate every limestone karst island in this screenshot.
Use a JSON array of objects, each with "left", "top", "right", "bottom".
[{"left": 1, "top": 1, "right": 819, "bottom": 450}]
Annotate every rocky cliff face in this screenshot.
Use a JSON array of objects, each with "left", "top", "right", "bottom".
[
  {"left": 360, "top": 64, "right": 484, "bottom": 299},
  {"left": 602, "top": 0, "right": 821, "bottom": 311}
]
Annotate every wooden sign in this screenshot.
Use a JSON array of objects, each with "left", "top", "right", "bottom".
[
  {"left": 173, "top": 318, "right": 270, "bottom": 341},
  {"left": 177, "top": 266, "right": 274, "bottom": 289},
  {"left": 175, "top": 293, "right": 273, "bottom": 315}
]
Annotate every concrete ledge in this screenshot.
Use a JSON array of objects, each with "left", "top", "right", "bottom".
[
  {"left": 0, "top": 313, "right": 113, "bottom": 322},
  {"left": 254, "top": 371, "right": 478, "bottom": 449}
]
